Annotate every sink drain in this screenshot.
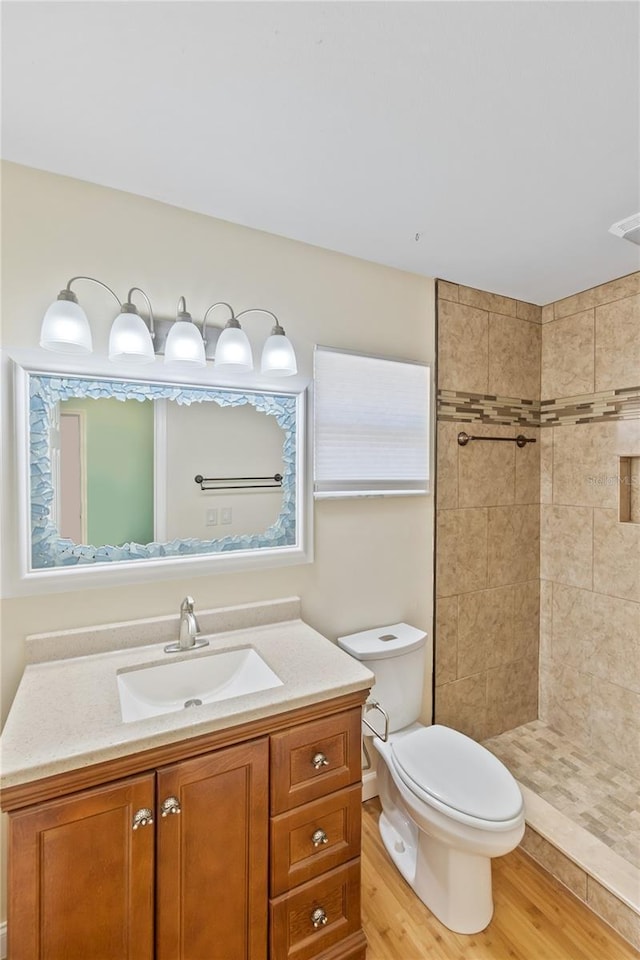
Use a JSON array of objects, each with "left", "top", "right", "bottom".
[{"left": 184, "top": 698, "right": 203, "bottom": 709}]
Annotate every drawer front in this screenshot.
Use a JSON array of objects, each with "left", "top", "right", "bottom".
[
  {"left": 270, "top": 708, "right": 362, "bottom": 814},
  {"left": 270, "top": 860, "right": 361, "bottom": 960},
  {"left": 271, "top": 785, "right": 361, "bottom": 896}
]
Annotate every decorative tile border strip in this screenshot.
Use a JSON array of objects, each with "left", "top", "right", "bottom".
[
  {"left": 437, "top": 389, "right": 539, "bottom": 426},
  {"left": 437, "top": 387, "right": 640, "bottom": 428},
  {"left": 540, "top": 386, "right": 640, "bottom": 427}
]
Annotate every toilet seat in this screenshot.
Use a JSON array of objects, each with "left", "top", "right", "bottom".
[{"left": 389, "top": 725, "right": 523, "bottom": 826}]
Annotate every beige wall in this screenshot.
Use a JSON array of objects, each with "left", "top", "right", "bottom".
[
  {"left": 0, "top": 161, "right": 436, "bottom": 922},
  {"left": 539, "top": 273, "right": 640, "bottom": 777},
  {"left": 164, "top": 401, "right": 285, "bottom": 540},
  {"left": 434, "top": 280, "right": 541, "bottom": 740}
]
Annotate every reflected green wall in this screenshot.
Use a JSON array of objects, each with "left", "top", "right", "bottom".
[{"left": 62, "top": 397, "right": 154, "bottom": 546}]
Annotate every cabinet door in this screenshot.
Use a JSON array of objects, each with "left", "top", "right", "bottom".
[
  {"left": 9, "top": 773, "right": 155, "bottom": 960},
  {"left": 156, "top": 737, "right": 269, "bottom": 960}
]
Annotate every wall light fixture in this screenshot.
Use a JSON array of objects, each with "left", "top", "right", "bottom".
[{"left": 39, "top": 277, "right": 297, "bottom": 377}]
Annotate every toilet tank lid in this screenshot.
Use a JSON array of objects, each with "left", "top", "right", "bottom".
[{"left": 337, "top": 623, "right": 426, "bottom": 661}]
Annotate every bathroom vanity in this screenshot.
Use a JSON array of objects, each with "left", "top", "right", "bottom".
[{"left": 0, "top": 600, "right": 372, "bottom": 960}]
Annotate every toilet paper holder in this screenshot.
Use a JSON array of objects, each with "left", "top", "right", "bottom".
[{"left": 362, "top": 699, "right": 390, "bottom": 743}]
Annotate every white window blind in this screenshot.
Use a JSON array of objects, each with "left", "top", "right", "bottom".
[{"left": 313, "top": 347, "right": 430, "bottom": 498}]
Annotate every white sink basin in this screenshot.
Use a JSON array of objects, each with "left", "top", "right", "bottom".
[{"left": 117, "top": 646, "right": 283, "bottom": 722}]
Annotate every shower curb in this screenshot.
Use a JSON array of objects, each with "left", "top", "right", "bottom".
[{"left": 518, "top": 782, "right": 640, "bottom": 950}]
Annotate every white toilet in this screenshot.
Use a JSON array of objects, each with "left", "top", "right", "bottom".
[{"left": 337, "top": 623, "right": 525, "bottom": 935}]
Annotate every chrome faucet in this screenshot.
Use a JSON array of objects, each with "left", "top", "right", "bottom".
[{"left": 164, "top": 596, "right": 210, "bottom": 653}]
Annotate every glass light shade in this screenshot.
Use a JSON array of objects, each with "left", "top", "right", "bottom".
[
  {"left": 261, "top": 333, "right": 297, "bottom": 376},
  {"left": 40, "top": 299, "right": 92, "bottom": 354},
  {"left": 108, "top": 312, "right": 155, "bottom": 363},
  {"left": 164, "top": 320, "right": 206, "bottom": 366},
  {"left": 214, "top": 326, "right": 254, "bottom": 371}
]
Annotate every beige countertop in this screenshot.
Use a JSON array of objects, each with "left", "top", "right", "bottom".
[{"left": 0, "top": 602, "right": 373, "bottom": 791}]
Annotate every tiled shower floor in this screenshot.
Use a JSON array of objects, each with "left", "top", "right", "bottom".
[{"left": 484, "top": 720, "right": 640, "bottom": 870}]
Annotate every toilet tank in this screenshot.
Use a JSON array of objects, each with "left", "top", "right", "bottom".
[{"left": 337, "top": 623, "right": 427, "bottom": 732}]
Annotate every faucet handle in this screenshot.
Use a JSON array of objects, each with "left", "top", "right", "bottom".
[{"left": 180, "top": 596, "right": 201, "bottom": 633}]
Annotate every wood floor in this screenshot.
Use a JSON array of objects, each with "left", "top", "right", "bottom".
[{"left": 360, "top": 799, "right": 638, "bottom": 960}]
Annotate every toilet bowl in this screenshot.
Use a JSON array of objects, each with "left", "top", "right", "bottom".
[
  {"left": 375, "top": 723, "right": 524, "bottom": 933},
  {"left": 337, "top": 624, "right": 525, "bottom": 935}
]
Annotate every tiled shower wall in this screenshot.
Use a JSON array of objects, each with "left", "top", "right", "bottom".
[
  {"left": 434, "top": 272, "right": 640, "bottom": 767},
  {"left": 434, "top": 281, "right": 541, "bottom": 740},
  {"left": 539, "top": 272, "right": 640, "bottom": 778}
]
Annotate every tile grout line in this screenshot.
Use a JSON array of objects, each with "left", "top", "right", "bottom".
[{"left": 592, "top": 306, "right": 597, "bottom": 398}]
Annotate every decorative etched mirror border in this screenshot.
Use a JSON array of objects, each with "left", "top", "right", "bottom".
[{"left": 10, "top": 354, "right": 310, "bottom": 593}]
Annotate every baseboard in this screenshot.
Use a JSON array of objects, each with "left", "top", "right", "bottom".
[
  {"left": 0, "top": 920, "right": 7, "bottom": 960},
  {"left": 362, "top": 769, "right": 378, "bottom": 801}
]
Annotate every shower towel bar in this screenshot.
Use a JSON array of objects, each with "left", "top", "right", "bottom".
[
  {"left": 194, "top": 473, "right": 283, "bottom": 491},
  {"left": 457, "top": 431, "right": 536, "bottom": 448}
]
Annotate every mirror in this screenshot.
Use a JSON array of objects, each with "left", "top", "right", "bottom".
[
  {"left": 56, "top": 397, "right": 285, "bottom": 545},
  {"left": 13, "top": 358, "right": 308, "bottom": 589}
]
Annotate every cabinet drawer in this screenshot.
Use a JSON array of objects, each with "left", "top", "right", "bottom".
[
  {"left": 270, "top": 708, "right": 362, "bottom": 814},
  {"left": 270, "top": 860, "right": 361, "bottom": 960},
  {"left": 270, "top": 784, "right": 361, "bottom": 896}
]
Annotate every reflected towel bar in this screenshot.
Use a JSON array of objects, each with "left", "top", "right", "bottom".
[
  {"left": 457, "top": 431, "right": 536, "bottom": 448},
  {"left": 194, "top": 473, "right": 283, "bottom": 491}
]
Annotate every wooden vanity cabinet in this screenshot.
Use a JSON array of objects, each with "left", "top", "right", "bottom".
[
  {"left": 9, "top": 773, "right": 156, "bottom": 959},
  {"left": 269, "top": 709, "right": 367, "bottom": 960},
  {"left": 8, "top": 739, "right": 268, "bottom": 960},
  {"left": 3, "top": 693, "right": 367, "bottom": 960}
]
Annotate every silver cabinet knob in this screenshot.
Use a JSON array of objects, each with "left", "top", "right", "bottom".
[
  {"left": 311, "top": 907, "right": 328, "bottom": 929},
  {"left": 311, "top": 752, "right": 329, "bottom": 770},
  {"left": 132, "top": 808, "right": 154, "bottom": 830},
  {"left": 311, "top": 828, "right": 329, "bottom": 847},
  {"left": 160, "top": 796, "right": 182, "bottom": 817}
]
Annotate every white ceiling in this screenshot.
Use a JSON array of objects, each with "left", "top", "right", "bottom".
[{"left": 2, "top": 1, "right": 639, "bottom": 304}]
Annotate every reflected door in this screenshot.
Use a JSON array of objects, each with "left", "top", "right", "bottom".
[{"left": 60, "top": 411, "right": 86, "bottom": 543}]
